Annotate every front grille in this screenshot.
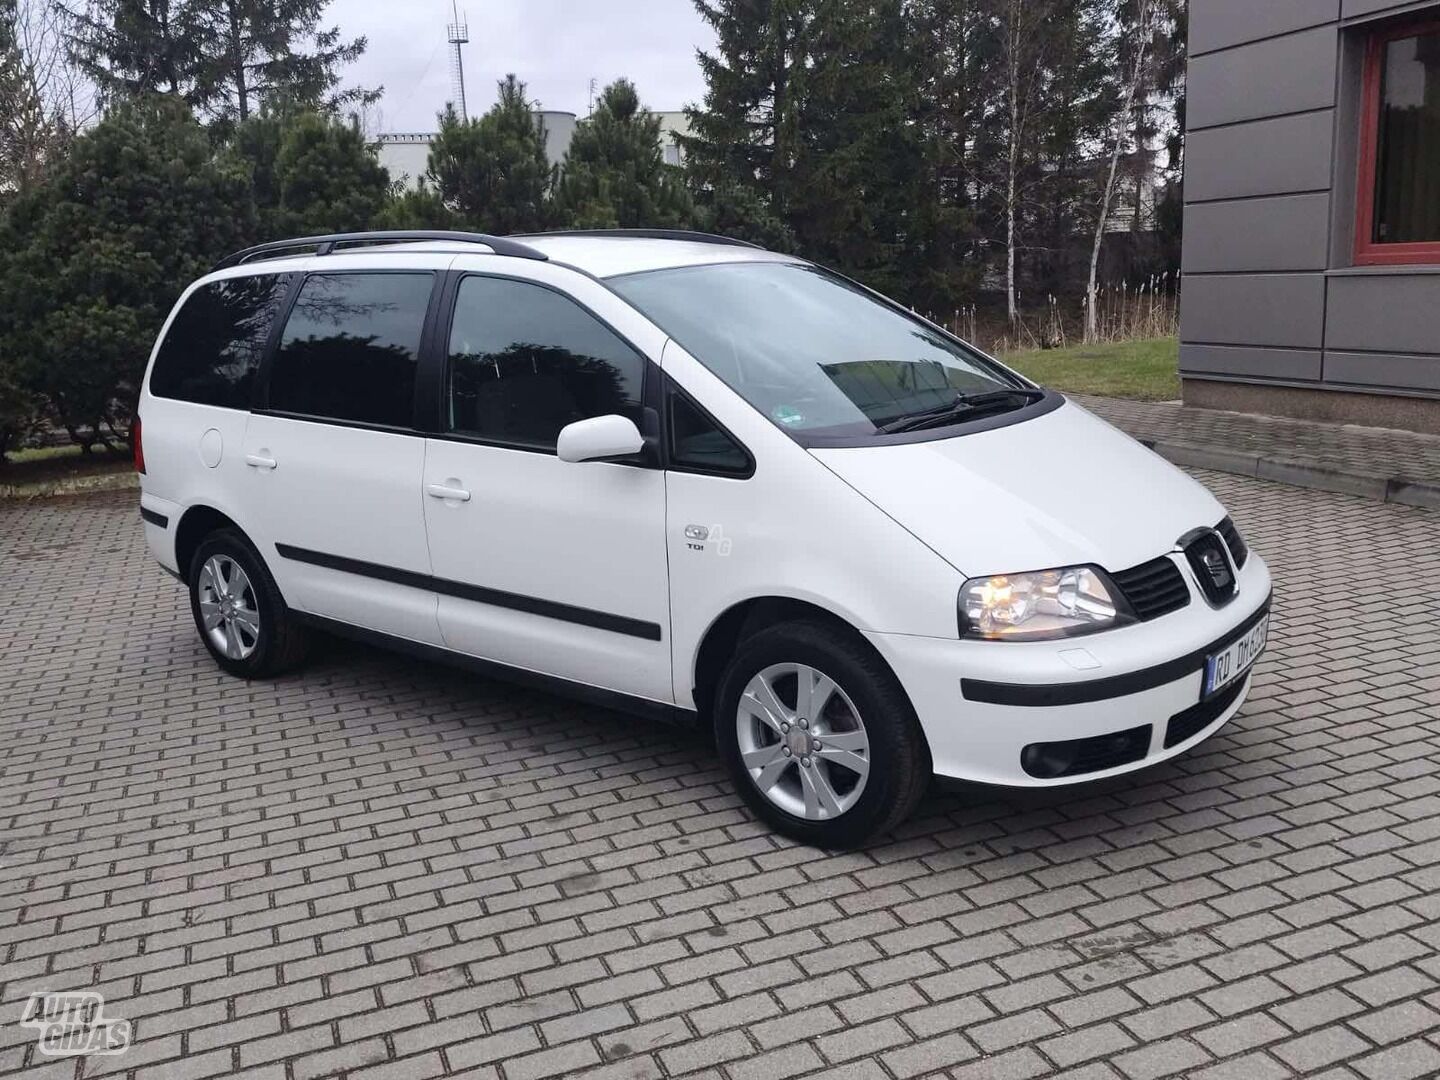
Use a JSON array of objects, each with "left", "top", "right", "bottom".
[
  {"left": 1112, "top": 557, "right": 1190, "bottom": 621},
  {"left": 1021, "top": 724, "right": 1152, "bottom": 779},
  {"left": 1216, "top": 517, "right": 1249, "bottom": 568},
  {"left": 1165, "top": 677, "right": 1247, "bottom": 749}
]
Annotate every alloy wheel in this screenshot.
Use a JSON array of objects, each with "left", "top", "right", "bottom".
[
  {"left": 735, "top": 662, "right": 871, "bottom": 821},
  {"left": 197, "top": 554, "right": 260, "bottom": 660}
]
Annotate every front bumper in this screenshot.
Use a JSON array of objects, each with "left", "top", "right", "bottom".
[{"left": 866, "top": 554, "right": 1273, "bottom": 787}]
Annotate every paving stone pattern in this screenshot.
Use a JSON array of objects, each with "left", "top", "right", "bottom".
[
  {"left": 2, "top": 475, "right": 1439, "bottom": 1080},
  {"left": 1077, "top": 396, "right": 1440, "bottom": 498}
]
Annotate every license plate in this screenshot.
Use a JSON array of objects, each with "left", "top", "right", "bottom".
[{"left": 1204, "top": 615, "right": 1269, "bottom": 698}]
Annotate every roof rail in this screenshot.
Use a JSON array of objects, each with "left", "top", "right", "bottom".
[
  {"left": 513, "top": 229, "right": 764, "bottom": 250},
  {"left": 212, "top": 230, "right": 550, "bottom": 271}
]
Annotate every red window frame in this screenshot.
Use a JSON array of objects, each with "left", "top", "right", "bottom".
[{"left": 1355, "top": 16, "right": 1440, "bottom": 266}]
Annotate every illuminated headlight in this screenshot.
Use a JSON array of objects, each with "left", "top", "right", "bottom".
[{"left": 959, "top": 566, "right": 1133, "bottom": 641}]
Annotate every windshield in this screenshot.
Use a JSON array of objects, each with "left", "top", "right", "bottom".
[{"left": 610, "top": 261, "right": 1029, "bottom": 440}]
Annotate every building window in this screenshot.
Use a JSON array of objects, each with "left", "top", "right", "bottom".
[{"left": 1356, "top": 19, "right": 1440, "bottom": 265}]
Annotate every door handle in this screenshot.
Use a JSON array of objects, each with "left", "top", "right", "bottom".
[
  {"left": 426, "top": 483, "right": 471, "bottom": 502},
  {"left": 245, "top": 453, "right": 277, "bottom": 470}
]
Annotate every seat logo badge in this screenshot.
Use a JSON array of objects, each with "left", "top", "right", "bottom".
[
  {"left": 1202, "top": 547, "right": 1230, "bottom": 587},
  {"left": 685, "top": 524, "right": 732, "bottom": 556}
]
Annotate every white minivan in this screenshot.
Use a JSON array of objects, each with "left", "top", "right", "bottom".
[{"left": 137, "top": 230, "right": 1272, "bottom": 847}]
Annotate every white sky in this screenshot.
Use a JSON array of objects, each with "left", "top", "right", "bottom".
[{"left": 328, "top": 0, "right": 717, "bottom": 133}]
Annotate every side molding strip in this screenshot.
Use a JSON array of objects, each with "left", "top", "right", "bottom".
[
  {"left": 292, "top": 611, "right": 695, "bottom": 727},
  {"left": 140, "top": 507, "right": 169, "bottom": 528},
  {"left": 274, "top": 543, "right": 664, "bottom": 642}
]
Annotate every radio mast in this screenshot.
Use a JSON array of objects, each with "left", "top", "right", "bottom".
[{"left": 447, "top": 2, "right": 470, "bottom": 121}]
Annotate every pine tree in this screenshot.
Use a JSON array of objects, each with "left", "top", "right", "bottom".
[
  {"left": 0, "top": 1, "right": 23, "bottom": 181},
  {"left": 61, "top": 0, "right": 209, "bottom": 103},
  {"left": 228, "top": 108, "right": 389, "bottom": 237},
  {"left": 62, "top": 0, "right": 375, "bottom": 120},
  {"left": 688, "top": 179, "right": 792, "bottom": 251},
  {"left": 427, "top": 76, "right": 553, "bottom": 234},
  {"left": 197, "top": 0, "right": 376, "bottom": 123},
  {"left": 0, "top": 0, "right": 35, "bottom": 194},
  {"left": 0, "top": 0, "right": 47, "bottom": 459},
  {"left": 906, "top": 0, "right": 987, "bottom": 309},
  {"left": 374, "top": 182, "right": 457, "bottom": 230},
  {"left": 785, "top": 0, "right": 926, "bottom": 296},
  {"left": 684, "top": 0, "right": 943, "bottom": 305},
  {"left": 552, "top": 79, "right": 691, "bottom": 229},
  {"left": 683, "top": 0, "right": 807, "bottom": 237},
  {"left": 0, "top": 95, "right": 254, "bottom": 448}
]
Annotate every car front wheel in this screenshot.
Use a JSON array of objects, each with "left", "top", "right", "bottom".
[{"left": 714, "top": 619, "right": 929, "bottom": 848}]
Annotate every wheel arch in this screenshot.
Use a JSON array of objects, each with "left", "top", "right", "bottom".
[
  {"left": 174, "top": 505, "right": 251, "bottom": 581},
  {"left": 690, "top": 596, "right": 921, "bottom": 733}
]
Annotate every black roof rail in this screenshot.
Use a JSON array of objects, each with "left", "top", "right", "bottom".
[
  {"left": 212, "top": 230, "right": 550, "bottom": 271},
  {"left": 511, "top": 229, "right": 764, "bottom": 250}
]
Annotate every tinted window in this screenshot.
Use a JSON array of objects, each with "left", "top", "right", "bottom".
[
  {"left": 612, "top": 263, "right": 1023, "bottom": 440},
  {"left": 1375, "top": 29, "right": 1440, "bottom": 244},
  {"left": 268, "top": 273, "right": 433, "bottom": 427},
  {"left": 447, "top": 276, "right": 644, "bottom": 449},
  {"left": 150, "top": 275, "right": 286, "bottom": 408},
  {"left": 669, "top": 390, "right": 750, "bottom": 476}
]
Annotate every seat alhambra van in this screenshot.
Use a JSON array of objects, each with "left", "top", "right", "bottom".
[{"left": 136, "top": 229, "right": 1272, "bottom": 847}]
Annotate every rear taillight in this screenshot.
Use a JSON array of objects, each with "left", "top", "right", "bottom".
[{"left": 132, "top": 417, "right": 145, "bottom": 474}]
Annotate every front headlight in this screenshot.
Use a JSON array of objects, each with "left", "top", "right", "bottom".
[{"left": 959, "top": 566, "right": 1133, "bottom": 641}]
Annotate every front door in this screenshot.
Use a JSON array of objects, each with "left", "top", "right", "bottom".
[
  {"left": 242, "top": 267, "right": 444, "bottom": 645},
  {"left": 422, "top": 272, "right": 671, "bottom": 703}
]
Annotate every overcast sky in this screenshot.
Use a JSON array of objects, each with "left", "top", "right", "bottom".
[{"left": 328, "top": 0, "right": 717, "bottom": 133}]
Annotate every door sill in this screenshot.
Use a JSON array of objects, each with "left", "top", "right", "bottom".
[{"left": 292, "top": 612, "right": 698, "bottom": 729}]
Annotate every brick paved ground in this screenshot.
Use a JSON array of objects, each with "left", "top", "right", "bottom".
[{"left": 2, "top": 475, "right": 1440, "bottom": 1080}]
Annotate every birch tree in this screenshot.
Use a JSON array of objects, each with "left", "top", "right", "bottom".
[
  {"left": 1084, "top": 0, "right": 1158, "bottom": 343},
  {"left": 2, "top": 0, "right": 84, "bottom": 195},
  {"left": 984, "top": 0, "right": 1063, "bottom": 327}
]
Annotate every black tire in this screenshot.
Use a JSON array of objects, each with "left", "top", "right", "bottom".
[
  {"left": 714, "top": 618, "right": 930, "bottom": 848},
  {"left": 188, "top": 527, "right": 309, "bottom": 679}
]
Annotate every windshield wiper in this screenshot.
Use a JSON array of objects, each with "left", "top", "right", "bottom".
[{"left": 877, "top": 388, "right": 1046, "bottom": 435}]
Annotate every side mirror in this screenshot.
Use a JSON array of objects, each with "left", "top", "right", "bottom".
[{"left": 556, "top": 414, "right": 645, "bottom": 463}]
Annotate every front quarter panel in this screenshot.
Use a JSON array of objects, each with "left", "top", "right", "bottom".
[{"left": 660, "top": 340, "right": 964, "bottom": 711}]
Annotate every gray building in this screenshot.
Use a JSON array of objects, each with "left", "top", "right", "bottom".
[{"left": 1182, "top": 0, "right": 1440, "bottom": 433}]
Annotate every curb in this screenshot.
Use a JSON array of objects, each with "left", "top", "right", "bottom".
[
  {"left": 1140, "top": 439, "right": 1440, "bottom": 512},
  {"left": 0, "top": 471, "right": 138, "bottom": 501}
]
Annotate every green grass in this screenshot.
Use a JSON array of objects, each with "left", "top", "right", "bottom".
[
  {"left": 1001, "top": 336, "right": 1180, "bottom": 402},
  {"left": 9, "top": 443, "right": 89, "bottom": 463}
]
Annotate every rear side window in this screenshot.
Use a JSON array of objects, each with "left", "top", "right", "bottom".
[
  {"left": 267, "top": 272, "right": 433, "bottom": 427},
  {"left": 446, "top": 276, "right": 645, "bottom": 449},
  {"left": 149, "top": 275, "right": 287, "bottom": 408}
]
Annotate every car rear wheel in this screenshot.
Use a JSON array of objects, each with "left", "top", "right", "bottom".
[
  {"left": 188, "top": 528, "right": 308, "bottom": 679},
  {"left": 715, "top": 619, "right": 929, "bottom": 848}
]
